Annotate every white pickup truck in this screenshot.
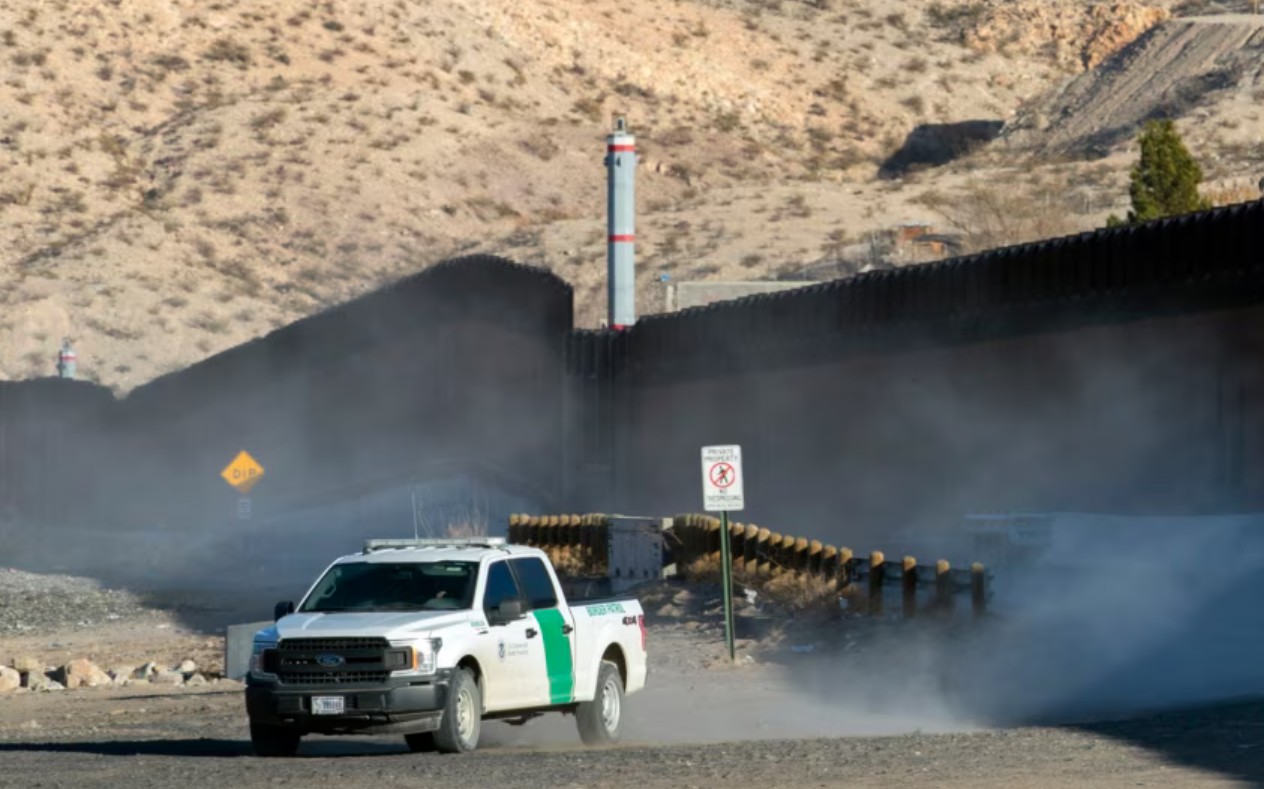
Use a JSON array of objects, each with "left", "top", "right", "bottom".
[{"left": 245, "top": 538, "right": 648, "bottom": 756}]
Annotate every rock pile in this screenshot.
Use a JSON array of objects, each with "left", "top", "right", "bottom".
[
  {"left": 0, "top": 568, "right": 165, "bottom": 635},
  {"left": 963, "top": 1, "right": 1170, "bottom": 72},
  {"left": 1, "top": 656, "right": 217, "bottom": 693}
]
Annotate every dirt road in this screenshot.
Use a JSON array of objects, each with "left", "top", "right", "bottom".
[{"left": 2, "top": 575, "right": 1261, "bottom": 788}]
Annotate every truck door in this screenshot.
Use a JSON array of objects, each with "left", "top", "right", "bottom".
[
  {"left": 481, "top": 559, "right": 547, "bottom": 712},
  {"left": 510, "top": 556, "right": 577, "bottom": 707}
]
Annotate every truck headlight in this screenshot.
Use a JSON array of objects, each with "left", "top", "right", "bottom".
[
  {"left": 249, "top": 641, "right": 277, "bottom": 677},
  {"left": 389, "top": 638, "right": 441, "bottom": 676}
]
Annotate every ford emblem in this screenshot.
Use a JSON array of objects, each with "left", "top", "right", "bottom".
[{"left": 316, "top": 654, "right": 345, "bottom": 668}]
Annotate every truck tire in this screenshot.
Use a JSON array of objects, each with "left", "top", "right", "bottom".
[
  {"left": 576, "top": 660, "right": 623, "bottom": 745},
  {"left": 404, "top": 732, "right": 436, "bottom": 753},
  {"left": 250, "top": 722, "right": 300, "bottom": 757},
  {"left": 433, "top": 668, "right": 481, "bottom": 754}
]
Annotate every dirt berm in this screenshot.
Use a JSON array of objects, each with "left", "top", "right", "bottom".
[{"left": 1002, "top": 15, "right": 1264, "bottom": 156}]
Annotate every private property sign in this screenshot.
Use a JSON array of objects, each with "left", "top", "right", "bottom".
[{"left": 701, "top": 445, "right": 744, "bottom": 512}]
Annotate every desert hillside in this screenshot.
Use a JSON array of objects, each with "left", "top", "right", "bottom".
[{"left": 1, "top": 0, "right": 1259, "bottom": 391}]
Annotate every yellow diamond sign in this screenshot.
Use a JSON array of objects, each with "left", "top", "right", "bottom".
[{"left": 221, "top": 450, "right": 264, "bottom": 494}]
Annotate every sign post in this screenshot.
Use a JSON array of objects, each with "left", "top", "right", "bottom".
[{"left": 701, "top": 445, "right": 744, "bottom": 663}]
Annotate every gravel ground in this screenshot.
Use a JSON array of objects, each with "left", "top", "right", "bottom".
[
  {"left": 0, "top": 684, "right": 1259, "bottom": 788},
  {"left": 0, "top": 569, "right": 173, "bottom": 636}
]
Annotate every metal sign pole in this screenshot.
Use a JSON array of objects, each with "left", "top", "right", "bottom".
[
  {"left": 701, "top": 444, "right": 744, "bottom": 665},
  {"left": 718, "top": 509, "right": 736, "bottom": 662}
]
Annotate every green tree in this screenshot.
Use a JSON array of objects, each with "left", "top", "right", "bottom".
[{"left": 1122, "top": 119, "right": 1210, "bottom": 223}]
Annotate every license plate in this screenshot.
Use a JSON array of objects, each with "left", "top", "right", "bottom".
[{"left": 311, "top": 696, "right": 345, "bottom": 715}]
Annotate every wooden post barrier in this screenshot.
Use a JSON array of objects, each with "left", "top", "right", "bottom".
[
  {"left": 705, "top": 517, "right": 721, "bottom": 560},
  {"left": 971, "top": 562, "right": 987, "bottom": 618},
  {"left": 507, "top": 514, "right": 523, "bottom": 544},
  {"left": 869, "top": 551, "right": 885, "bottom": 616},
  {"left": 935, "top": 559, "right": 952, "bottom": 616},
  {"left": 902, "top": 556, "right": 917, "bottom": 619},
  {"left": 808, "top": 540, "right": 823, "bottom": 576}
]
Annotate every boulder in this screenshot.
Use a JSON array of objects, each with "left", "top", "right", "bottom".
[
  {"left": 0, "top": 666, "right": 20, "bottom": 693},
  {"left": 11, "top": 657, "right": 42, "bottom": 674},
  {"left": 133, "top": 662, "right": 159, "bottom": 680},
  {"left": 185, "top": 673, "right": 208, "bottom": 687},
  {"left": 109, "top": 667, "right": 134, "bottom": 687},
  {"left": 52, "top": 658, "right": 112, "bottom": 689},
  {"left": 176, "top": 659, "right": 198, "bottom": 676},
  {"left": 150, "top": 670, "right": 184, "bottom": 686},
  {"left": 27, "top": 673, "right": 64, "bottom": 692}
]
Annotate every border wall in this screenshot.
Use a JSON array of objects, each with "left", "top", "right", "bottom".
[{"left": 2, "top": 204, "right": 1264, "bottom": 576}]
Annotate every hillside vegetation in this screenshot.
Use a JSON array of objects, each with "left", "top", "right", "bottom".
[{"left": 1, "top": 0, "right": 1258, "bottom": 391}]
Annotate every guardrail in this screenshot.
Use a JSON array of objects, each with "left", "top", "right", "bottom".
[{"left": 509, "top": 513, "right": 991, "bottom": 618}]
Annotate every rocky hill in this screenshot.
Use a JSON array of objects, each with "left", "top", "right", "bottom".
[
  {"left": 1003, "top": 14, "right": 1264, "bottom": 156},
  {"left": 1, "top": 0, "right": 1257, "bottom": 391}
]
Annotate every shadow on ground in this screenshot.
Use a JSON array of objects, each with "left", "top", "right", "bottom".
[
  {"left": 878, "top": 119, "right": 1004, "bottom": 178},
  {"left": 0, "top": 738, "right": 406, "bottom": 758},
  {"left": 1072, "top": 700, "right": 1264, "bottom": 787}
]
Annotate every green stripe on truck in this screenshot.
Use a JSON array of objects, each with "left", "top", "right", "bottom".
[{"left": 533, "top": 609, "right": 574, "bottom": 705}]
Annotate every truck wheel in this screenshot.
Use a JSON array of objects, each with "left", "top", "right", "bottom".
[
  {"left": 250, "top": 722, "right": 300, "bottom": 757},
  {"left": 404, "top": 732, "right": 436, "bottom": 753},
  {"left": 576, "top": 660, "right": 623, "bottom": 745},
  {"left": 434, "top": 668, "right": 481, "bottom": 754}
]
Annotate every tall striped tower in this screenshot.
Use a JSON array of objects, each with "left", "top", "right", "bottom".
[
  {"left": 606, "top": 116, "right": 636, "bottom": 330},
  {"left": 57, "top": 339, "right": 76, "bottom": 380}
]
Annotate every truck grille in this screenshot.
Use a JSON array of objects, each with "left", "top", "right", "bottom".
[
  {"left": 268, "top": 637, "right": 393, "bottom": 686},
  {"left": 278, "top": 637, "right": 389, "bottom": 652},
  {"left": 279, "top": 670, "right": 390, "bottom": 686}
]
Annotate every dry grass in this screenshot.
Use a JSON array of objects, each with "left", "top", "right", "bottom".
[
  {"left": 544, "top": 545, "right": 601, "bottom": 577},
  {"left": 685, "top": 554, "right": 847, "bottom": 616}
]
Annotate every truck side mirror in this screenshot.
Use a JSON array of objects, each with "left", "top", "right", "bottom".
[
  {"left": 490, "top": 599, "right": 524, "bottom": 625},
  {"left": 274, "top": 600, "right": 295, "bottom": 621}
]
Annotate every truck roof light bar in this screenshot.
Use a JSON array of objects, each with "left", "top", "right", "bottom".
[{"left": 363, "top": 537, "right": 508, "bottom": 553}]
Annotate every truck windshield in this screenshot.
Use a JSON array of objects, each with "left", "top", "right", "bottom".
[{"left": 299, "top": 561, "right": 477, "bottom": 613}]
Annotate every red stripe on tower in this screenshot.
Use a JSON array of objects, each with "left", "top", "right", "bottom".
[
  {"left": 608, "top": 234, "right": 635, "bottom": 242},
  {"left": 607, "top": 144, "right": 636, "bottom": 152}
]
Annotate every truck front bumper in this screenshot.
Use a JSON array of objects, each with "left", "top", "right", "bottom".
[{"left": 246, "top": 669, "right": 452, "bottom": 735}]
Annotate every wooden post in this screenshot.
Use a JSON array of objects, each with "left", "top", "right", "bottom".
[
  {"left": 777, "top": 534, "right": 796, "bottom": 576},
  {"left": 971, "top": 562, "right": 987, "bottom": 619},
  {"left": 508, "top": 514, "right": 523, "bottom": 544},
  {"left": 902, "top": 556, "right": 917, "bottom": 619},
  {"left": 808, "top": 540, "right": 824, "bottom": 577},
  {"left": 793, "top": 537, "right": 810, "bottom": 573},
  {"left": 837, "top": 547, "right": 854, "bottom": 589},
  {"left": 868, "top": 551, "right": 885, "bottom": 616},
  {"left": 821, "top": 546, "right": 839, "bottom": 588},
  {"left": 705, "top": 518, "right": 721, "bottom": 560},
  {"left": 935, "top": 559, "right": 952, "bottom": 616},
  {"left": 743, "top": 525, "right": 760, "bottom": 574},
  {"left": 756, "top": 529, "right": 773, "bottom": 578}
]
